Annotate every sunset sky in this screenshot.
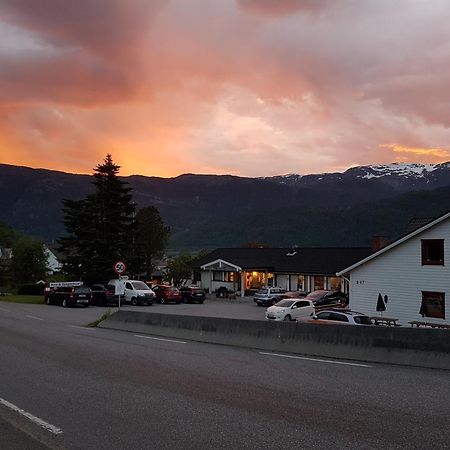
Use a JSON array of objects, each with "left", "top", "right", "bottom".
[{"left": 1, "top": 0, "right": 450, "bottom": 177}]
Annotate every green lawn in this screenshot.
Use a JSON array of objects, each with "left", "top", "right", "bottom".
[{"left": 0, "top": 295, "right": 44, "bottom": 304}]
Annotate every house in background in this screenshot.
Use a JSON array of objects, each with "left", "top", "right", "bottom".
[
  {"left": 45, "top": 245, "right": 63, "bottom": 274},
  {"left": 337, "top": 211, "right": 450, "bottom": 326},
  {"left": 195, "top": 247, "right": 371, "bottom": 297}
]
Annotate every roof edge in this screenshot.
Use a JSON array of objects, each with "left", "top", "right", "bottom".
[{"left": 336, "top": 210, "right": 450, "bottom": 276}]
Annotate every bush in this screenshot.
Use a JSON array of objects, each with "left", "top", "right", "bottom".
[{"left": 17, "top": 284, "right": 45, "bottom": 295}]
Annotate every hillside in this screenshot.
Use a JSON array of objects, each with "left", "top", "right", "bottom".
[{"left": 0, "top": 163, "right": 449, "bottom": 251}]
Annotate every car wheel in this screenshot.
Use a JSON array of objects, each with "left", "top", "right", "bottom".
[
  {"left": 160, "top": 298, "right": 166, "bottom": 304},
  {"left": 131, "top": 297, "right": 138, "bottom": 306},
  {"left": 199, "top": 300, "right": 204, "bottom": 304},
  {"left": 62, "top": 299, "right": 67, "bottom": 308},
  {"left": 284, "top": 315, "right": 291, "bottom": 321},
  {"left": 183, "top": 297, "right": 188, "bottom": 303}
]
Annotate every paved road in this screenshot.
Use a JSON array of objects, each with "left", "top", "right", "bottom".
[{"left": 1, "top": 303, "right": 449, "bottom": 449}]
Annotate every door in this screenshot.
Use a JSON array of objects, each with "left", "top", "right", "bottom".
[{"left": 292, "top": 301, "right": 314, "bottom": 320}]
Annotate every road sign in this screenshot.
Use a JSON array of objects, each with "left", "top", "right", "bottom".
[{"left": 113, "top": 260, "right": 126, "bottom": 274}]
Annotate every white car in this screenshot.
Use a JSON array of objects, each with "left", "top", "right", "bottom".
[
  {"left": 308, "top": 310, "right": 373, "bottom": 325},
  {"left": 266, "top": 299, "right": 315, "bottom": 321}
]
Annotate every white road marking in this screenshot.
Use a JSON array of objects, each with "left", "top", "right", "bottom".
[
  {"left": 0, "top": 397, "right": 63, "bottom": 435},
  {"left": 67, "top": 325, "right": 96, "bottom": 330},
  {"left": 134, "top": 334, "right": 187, "bottom": 344},
  {"left": 0, "top": 307, "right": 12, "bottom": 312},
  {"left": 259, "top": 352, "right": 371, "bottom": 368},
  {"left": 25, "top": 315, "right": 44, "bottom": 321}
]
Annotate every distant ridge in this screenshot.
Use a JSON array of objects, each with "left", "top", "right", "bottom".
[{"left": 0, "top": 162, "right": 449, "bottom": 251}]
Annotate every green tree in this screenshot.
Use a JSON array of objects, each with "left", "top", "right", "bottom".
[
  {"left": 131, "top": 206, "right": 170, "bottom": 277},
  {"left": 58, "top": 155, "right": 136, "bottom": 282},
  {"left": 10, "top": 237, "right": 48, "bottom": 285},
  {"left": 166, "top": 250, "right": 207, "bottom": 287},
  {"left": 0, "top": 221, "right": 16, "bottom": 247}
]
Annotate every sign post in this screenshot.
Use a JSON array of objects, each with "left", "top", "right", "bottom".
[{"left": 113, "top": 261, "right": 127, "bottom": 309}]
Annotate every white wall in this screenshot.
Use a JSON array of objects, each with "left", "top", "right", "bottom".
[{"left": 349, "top": 219, "right": 450, "bottom": 325}]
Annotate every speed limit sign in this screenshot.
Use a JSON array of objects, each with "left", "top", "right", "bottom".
[{"left": 113, "top": 260, "right": 126, "bottom": 274}]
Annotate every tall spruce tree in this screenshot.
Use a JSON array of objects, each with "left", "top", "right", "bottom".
[
  {"left": 130, "top": 206, "right": 170, "bottom": 277},
  {"left": 59, "top": 155, "right": 136, "bottom": 282}
]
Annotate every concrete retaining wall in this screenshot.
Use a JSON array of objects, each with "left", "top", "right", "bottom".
[{"left": 99, "top": 311, "right": 450, "bottom": 370}]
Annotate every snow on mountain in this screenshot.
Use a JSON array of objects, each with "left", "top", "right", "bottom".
[{"left": 356, "top": 163, "right": 441, "bottom": 179}]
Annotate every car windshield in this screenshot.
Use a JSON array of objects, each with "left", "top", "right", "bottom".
[
  {"left": 354, "top": 316, "right": 372, "bottom": 325},
  {"left": 257, "top": 289, "right": 268, "bottom": 294},
  {"left": 274, "top": 299, "right": 295, "bottom": 307},
  {"left": 75, "top": 286, "right": 91, "bottom": 293},
  {"left": 306, "top": 290, "right": 328, "bottom": 300},
  {"left": 131, "top": 281, "right": 150, "bottom": 290}
]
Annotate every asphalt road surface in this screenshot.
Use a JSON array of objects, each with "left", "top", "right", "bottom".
[{"left": 1, "top": 303, "right": 449, "bottom": 449}]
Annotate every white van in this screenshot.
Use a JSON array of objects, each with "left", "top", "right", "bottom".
[{"left": 108, "top": 279, "right": 155, "bottom": 306}]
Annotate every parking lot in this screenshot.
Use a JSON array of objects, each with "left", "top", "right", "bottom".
[{"left": 0, "top": 295, "right": 266, "bottom": 326}]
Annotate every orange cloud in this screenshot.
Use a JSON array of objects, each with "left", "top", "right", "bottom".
[{"left": 1, "top": 0, "right": 450, "bottom": 177}]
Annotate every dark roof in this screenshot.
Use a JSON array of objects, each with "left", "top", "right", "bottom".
[
  {"left": 195, "top": 247, "right": 372, "bottom": 275},
  {"left": 404, "top": 217, "right": 436, "bottom": 235}
]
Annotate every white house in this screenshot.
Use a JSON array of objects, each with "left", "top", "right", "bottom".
[
  {"left": 196, "top": 247, "right": 371, "bottom": 297},
  {"left": 45, "top": 245, "right": 63, "bottom": 274},
  {"left": 337, "top": 211, "right": 450, "bottom": 326}
]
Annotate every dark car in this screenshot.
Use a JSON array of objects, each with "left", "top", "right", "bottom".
[
  {"left": 45, "top": 286, "right": 91, "bottom": 307},
  {"left": 90, "top": 283, "right": 120, "bottom": 306},
  {"left": 179, "top": 286, "right": 206, "bottom": 304},
  {"left": 305, "top": 290, "right": 348, "bottom": 309},
  {"left": 152, "top": 285, "right": 183, "bottom": 304}
]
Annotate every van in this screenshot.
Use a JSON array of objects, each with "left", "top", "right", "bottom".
[
  {"left": 108, "top": 279, "right": 156, "bottom": 306},
  {"left": 44, "top": 281, "right": 91, "bottom": 307}
]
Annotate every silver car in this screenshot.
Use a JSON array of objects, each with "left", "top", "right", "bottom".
[{"left": 254, "top": 287, "right": 286, "bottom": 306}]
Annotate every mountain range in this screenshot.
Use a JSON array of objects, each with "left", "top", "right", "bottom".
[{"left": 1, "top": 162, "right": 449, "bottom": 251}]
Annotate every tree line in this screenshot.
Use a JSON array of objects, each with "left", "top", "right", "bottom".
[{"left": 1, "top": 154, "right": 194, "bottom": 289}]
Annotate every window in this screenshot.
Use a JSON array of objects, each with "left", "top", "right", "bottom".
[
  {"left": 329, "top": 312, "right": 349, "bottom": 322},
  {"left": 314, "top": 276, "right": 324, "bottom": 290},
  {"left": 421, "top": 239, "right": 444, "bottom": 266},
  {"left": 328, "top": 276, "right": 341, "bottom": 290},
  {"left": 223, "top": 272, "right": 235, "bottom": 282},
  {"left": 420, "top": 292, "right": 445, "bottom": 319},
  {"left": 297, "top": 275, "right": 305, "bottom": 291},
  {"left": 212, "top": 271, "right": 223, "bottom": 282}
]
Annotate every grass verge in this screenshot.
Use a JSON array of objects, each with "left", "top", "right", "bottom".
[
  {"left": 0, "top": 295, "right": 44, "bottom": 304},
  {"left": 86, "top": 309, "right": 112, "bottom": 328}
]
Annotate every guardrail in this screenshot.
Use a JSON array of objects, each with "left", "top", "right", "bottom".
[{"left": 100, "top": 311, "right": 450, "bottom": 370}]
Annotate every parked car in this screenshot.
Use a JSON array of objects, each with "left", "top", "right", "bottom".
[
  {"left": 179, "top": 286, "right": 206, "bottom": 304},
  {"left": 266, "top": 299, "right": 315, "bottom": 321},
  {"left": 307, "top": 310, "right": 373, "bottom": 325},
  {"left": 45, "top": 285, "right": 91, "bottom": 307},
  {"left": 152, "top": 285, "right": 182, "bottom": 304},
  {"left": 90, "top": 283, "right": 120, "bottom": 306},
  {"left": 304, "top": 290, "right": 348, "bottom": 309},
  {"left": 108, "top": 279, "right": 155, "bottom": 305},
  {"left": 254, "top": 287, "right": 286, "bottom": 306}
]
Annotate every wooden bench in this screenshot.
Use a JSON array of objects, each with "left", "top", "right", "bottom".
[
  {"left": 408, "top": 321, "right": 450, "bottom": 329},
  {"left": 370, "top": 316, "right": 400, "bottom": 326}
]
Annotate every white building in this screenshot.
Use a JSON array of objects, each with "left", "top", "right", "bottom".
[
  {"left": 196, "top": 247, "right": 371, "bottom": 297},
  {"left": 337, "top": 211, "right": 450, "bottom": 326}
]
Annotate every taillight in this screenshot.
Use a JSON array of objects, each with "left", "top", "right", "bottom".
[{"left": 106, "top": 291, "right": 113, "bottom": 297}]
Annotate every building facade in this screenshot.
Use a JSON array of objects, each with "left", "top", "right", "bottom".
[
  {"left": 337, "top": 212, "right": 450, "bottom": 326},
  {"left": 196, "top": 247, "right": 371, "bottom": 297}
]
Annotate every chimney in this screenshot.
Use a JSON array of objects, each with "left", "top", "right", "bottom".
[{"left": 371, "top": 236, "right": 389, "bottom": 253}]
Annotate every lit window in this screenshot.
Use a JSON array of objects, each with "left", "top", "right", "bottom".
[
  {"left": 420, "top": 291, "right": 445, "bottom": 319},
  {"left": 421, "top": 240, "right": 444, "bottom": 266}
]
